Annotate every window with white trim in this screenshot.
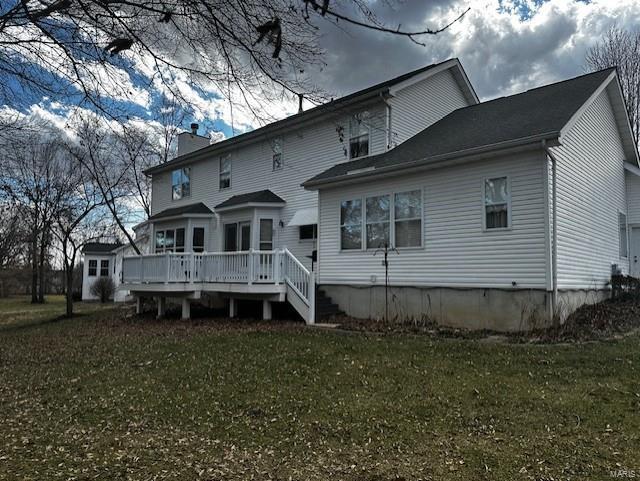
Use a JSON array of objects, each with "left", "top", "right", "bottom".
[
  {"left": 192, "top": 227, "right": 204, "bottom": 253},
  {"left": 366, "top": 194, "right": 390, "bottom": 249},
  {"left": 349, "top": 111, "right": 370, "bottom": 159},
  {"left": 259, "top": 219, "right": 274, "bottom": 250},
  {"left": 219, "top": 154, "right": 231, "bottom": 189},
  {"left": 299, "top": 224, "right": 317, "bottom": 241},
  {"left": 155, "top": 228, "right": 185, "bottom": 253},
  {"left": 484, "top": 177, "right": 510, "bottom": 229},
  {"left": 100, "top": 259, "right": 109, "bottom": 277},
  {"left": 171, "top": 167, "right": 190, "bottom": 200},
  {"left": 88, "top": 259, "right": 97, "bottom": 277},
  {"left": 271, "top": 138, "right": 283, "bottom": 171},
  {"left": 340, "top": 199, "right": 362, "bottom": 250},
  {"left": 394, "top": 190, "right": 422, "bottom": 248},
  {"left": 619, "top": 212, "right": 628, "bottom": 258}
]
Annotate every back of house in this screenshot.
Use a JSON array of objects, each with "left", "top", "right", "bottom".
[{"left": 119, "top": 59, "right": 640, "bottom": 331}]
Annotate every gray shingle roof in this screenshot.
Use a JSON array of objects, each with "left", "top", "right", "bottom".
[
  {"left": 304, "top": 68, "right": 615, "bottom": 187},
  {"left": 82, "top": 242, "right": 121, "bottom": 254},
  {"left": 149, "top": 202, "right": 213, "bottom": 220},
  {"left": 215, "top": 190, "right": 285, "bottom": 209},
  {"left": 145, "top": 59, "right": 470, "bottom": 176}
]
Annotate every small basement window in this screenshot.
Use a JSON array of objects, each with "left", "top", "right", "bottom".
[
  {"left": 619, "top": 212, "right": 628, "bottom": 258},
  {"left": 484, "top": 177, "right": 510, "bottom": 229}
]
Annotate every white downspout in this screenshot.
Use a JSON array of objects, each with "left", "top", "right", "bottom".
[
  {"left": 542, "top": 140, "right": 558, "bottom": 321},
  {"left": 380, "top": 92, "right": 392, "bottom": 150}
]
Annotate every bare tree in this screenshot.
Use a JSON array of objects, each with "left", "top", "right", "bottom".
[
  {"left": 586, "top": 26, "right": 640, "bottom": 147},
  {"left": 0, "top": 1, "right": 469, "bottom": 118}
]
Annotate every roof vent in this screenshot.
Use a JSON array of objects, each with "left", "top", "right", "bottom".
[
  {"left": 190, "top": 123, "right": 199, "bottom": 135},
  {"left": 298, "top": 94, "right": 304, "bottom": 114}
]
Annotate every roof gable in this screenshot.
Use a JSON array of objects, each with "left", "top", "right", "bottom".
[
  {"left": 145, "top": 59, "right": 476, "bottom": 176},
  {"left": 304, "top": 68, "right": 618, "bottom": 187}
]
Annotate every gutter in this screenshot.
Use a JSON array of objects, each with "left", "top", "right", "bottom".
[
  {"left": 542, "top": 139, "right": 559, "bottom": 323},
  {"left": 303, "top": 131, "right": 561, "bottom": 189}
]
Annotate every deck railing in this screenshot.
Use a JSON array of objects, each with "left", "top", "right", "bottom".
[
  {"left": 122, "top": 249, "right": 310, "bottom": 289},
  {"left": 122, "top": 249, "right": 314, "bottom": 323}
]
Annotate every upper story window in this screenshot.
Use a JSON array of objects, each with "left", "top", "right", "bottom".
[
  {"left": 619, "top": 212, "right": 628, "bottom": 258},
  {"left": 171, "top": 167, "right": 190, "bottom": 200},
  {"left": 349, "top": 111, "right": 370, "bottom": 159},
  {"left": 88, "top": 259, "right": 97, "bottom": 277},
  {"left": 219, "top": 154, "right": 231, "bottom": 189},
  {"left": 484, "top": 177, "right": 510, "bottom": 229},
  {"left": 272, "top": 138, "right": 283, "bottom": 171}
]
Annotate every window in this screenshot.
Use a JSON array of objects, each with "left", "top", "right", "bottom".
[
  {"left": 299, "top": 224, "right": 317, "bottom": 241},
  {"left": 349, "top": 111, "right": 370, "bottom": 159},
  {"left": 484, "top": 177, "right": 510, "bottom": 229},
  {"left": 100, "top": 259, "right": 109, "bottom": 277},
  {"left": 175, "top": 228, "right": 185, "bottom": 252},
  {"left": 619, "top": 212, "right": 628, "bottom": 258},
  {"left": 224, "top": 223, "right": 238, "bottom": 252},
  {"left": 259, "top": 219, "right": 273, "bottom": 250},
  {"left": 192, "top": 227, "right": 204, "bottom": 253},
  {"left": 340, "top": 199, "right": 363, "bottom": 250},
  {"left": 394, "top": 190, "right": 422, "bottom": 248},
  {"left": 155, "top": 228, "right": 185, "bottom": 253},
  {"left": 219, "top": 154, "right": 231, "bottom": 189},
  {"left": 88, "top": 259, "right": 97, "bottom": 277},
  {"left": 366, "top": 195, "right": 390, "bottom": 249},
  {"left": 171, "top": 167, "right": 190, "bottom": 200},
  {"left": 155, "top": 230, "right": 165, "bottom": 253},
  {"left": 272, "top": 138, "right": 283, "bottom": 171}
]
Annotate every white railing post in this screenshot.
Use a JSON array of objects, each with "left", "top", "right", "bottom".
[
  {"left": 248, "top": 249, "right": 254, "bottom": 285},
  {"left": 189, "top": 253, "right": 195, "bottom": 283},
  {"left": 274, "top": 250, "right": 281, "bottom": 285},
  {"left": 165, "top": 252, "right": 170, "bottom": 284},
  {"left": 139, "top": 256, "right": 143, "bottom": 283},
  {"left": 308, "top": 271, "right": 316, "bottom": 324}
]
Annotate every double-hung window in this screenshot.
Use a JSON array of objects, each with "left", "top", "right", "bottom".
[
  {"left": 155, "top": 228, "right": 185, "bottom": 253},
  {"left": 88, "top": 259, "right": 97, "bottom": 277},
  {"left": 340, "top": 199, "right": 363, "bottom": 250},
  {"left": 100, "top": 260, "right": 109, "bottom": 277},
  {"left": 192, "top": 228, "right": 204, "bottom": 253},
  {"left": 259, "top": 219, "right": 274, "bottom": 250},
  {"left": 619, "top": 212, "right": 628, "bottom": 258},
  {"left": 394, "top": 190, "right": 422, "bottom": 248},
  {"left": 272, "top": 138, "right": 283, "bottom": 171},
  {"left": 365, "top": 195, "right": 390, "bottom": 249},
  {"left": 484, "top": 177, "right": 510, "bottom": 229},
  {"left": 349, "top": 111, "right": 370, "bottom": 159},
  {"left": 219, "top": 154, "right": 231, "bottom": 189},
  {"left": 340, "top": 190, "right": 423, "bottom": 250},
  {"left": 171, "top": 167, "right": 190, "bottom": 200}
]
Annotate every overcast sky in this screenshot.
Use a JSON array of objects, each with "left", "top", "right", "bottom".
[{"left": 7, "top": 0, "right": 640, "bottom": 142}]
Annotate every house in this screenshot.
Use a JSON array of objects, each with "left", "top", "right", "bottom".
[
  {"left": 119, "top": 58, "right": 640, "bottom": 331},
  {"left": 81, "top": 223, "right": 150, "bottom": 302}
]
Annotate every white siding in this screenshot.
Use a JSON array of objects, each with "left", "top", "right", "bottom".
[
  {"left": 553, "top": 87, "right": 629, "bottom": 289},
  {"left": 626, "top": 171, "right": 640, "bottom": 225},
  {"left": 148, "top": 67, "right": 470, "bottom": 268},
  {"left": 389, "top": 69, "right": 469, "bottom": 145},
  {"left": 317, "top": 151, "right": 548, "bottom": 288}
]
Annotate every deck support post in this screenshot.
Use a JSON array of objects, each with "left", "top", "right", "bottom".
[
  {"left": 229, "top": 298, "right": 237, "bottom": 318},
  {"left": 181, "top": 298, "right": 191, "bottom": 320},
  {"left": 157, "top": 296, "right": 166, "bottom": 319},
  {"left": 136, "top": 296, "right": 142, "bottom": 314},
  {"left": 262, "top": 299, "right": 272, "bottom": 320}
]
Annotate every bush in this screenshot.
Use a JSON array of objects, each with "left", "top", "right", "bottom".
[{"left": 90, "top": 277, "right": 115, "bottom": 303}]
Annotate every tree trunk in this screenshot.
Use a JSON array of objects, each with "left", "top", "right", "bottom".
[
  {"left": 65, "top": 266, "right": 74, "bottom": 317},
  {"left": 37, "top": 230, "right": 46, "bottom": 303},
  {"left": 31, "top": 234, "right": 38, "bottom": 304}
]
